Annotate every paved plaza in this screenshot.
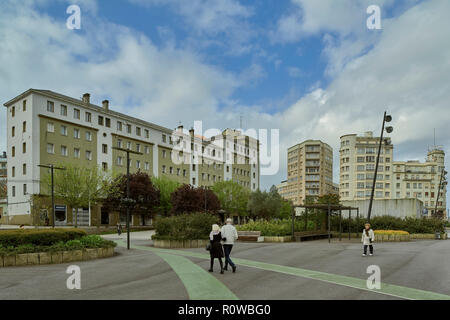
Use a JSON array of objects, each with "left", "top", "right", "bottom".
[{"left": 0, "top": 232, "right": 449, "bottom": 300}]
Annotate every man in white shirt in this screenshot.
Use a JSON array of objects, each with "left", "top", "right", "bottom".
[{"left": 221, "top": 218, "right": 238, "bottom": 273}]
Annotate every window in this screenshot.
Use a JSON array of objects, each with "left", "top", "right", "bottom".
[
  {"left": 102, "top": 144, "right": 108, "bottom": 154},
  {"left": 12, "top": 126, "right": 15, "bottom": 137},
  {"left": 126, "top": 124, "right": 131, "bottom": 134},
  {"left": 144, "top": 162, "right": 150, "bottom": 170},
  {"left": 61, "top": 125, "right": 67, "bottom": 136},
  {"left": 117, "top": 121, "right": 122, "bottom": 131},
  {"left": 136, "top": 160, "right": 141, "bottom": 169},
  {"left": 47, "top": 101, "right": 54, "bottom": 112},
  {"left": 73, "top": 128, "right": 80, "bottom": 139},
  {"left": 162, "top": 150, "right": 167, "bottom": 158},
  {"left": 85, "top": 112, "right": 91, "bottom": 123},
  {"left": 47, "top": 122, "right": 54, "bottom": 133},
  {"left": 98, "top": 116, "right": 104, "bottom": 126},
  {"left": 117, "top": 139, "right": 122, "bottom": 148},
  {"left": 61, "top": 145, "right": 68, "bottom": 156},
  {"left": 136, "top": 127, "right": 141, "bottom": 136},
  {"left": 169, "top": 167, "right": 173, "bottom": 174},
  {"left": 12, "top": 186, "right": 16, "bottom": 197},
  {"left": 127, "top": 141, "right": 131, "bottom": 150},
  {"left": 23, "top": 100, "right": 27, "bottom": 111},
  {"left": 11, "top": 106, "right": 15, "bottom": 117},
  {"left": 74, "top": 108, "right": 80, "bottom": 119},
  {"left": 12, "top": 166, "right": 15, "bottom": 177},
  {"left": 117, "top": 157, "right": 123, "bottom": 166},
  {"left": 136, "top": 144, "right": 141, "bottom": 152},
  {"left": 86, "top": 131, "right": 92, "bottom": 141},
  {"left": 47, "top": 143, "right": 54, "bottom": 154},
  {"left": 145, "top": 146, "right": 150, "bottom": 154},
  {"left": 102, "top": 162, "right": 108, "bottom": 171},
  {"left": 86, "top": 150, "right": 92, "bottom": 160},
  {"left": 23, "top": 164, "right": 26, "bottom": 175},
  {"left": 74, "top": 148, "right": 80, "bottom": 158},
  {"left": 22, "top": 121, "right": 26, "bottom": 133},
  {"left": 162, "top": 165, "right": 166, "bottom": 173},
  {"left": 22, "top": 142, "right": 26, "bottom": 154},
  {"left": 162, "top": 134, "right": 167, "bottom": 143},
  {"left": 61, "top": 105, "right": 67, "bottom": 116},
  {"left": 145, "top": 129, "right": 149, "bottom": 138},
  {"left": 105, "top": 118, "right": 111, "bottom": 128}
]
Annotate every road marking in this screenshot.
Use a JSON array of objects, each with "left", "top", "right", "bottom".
[
  {"left": 155, "top": 251, "right": 238, "bottom": 300},
  {"left": 116, "top": 241, "right": 450, "bottom": 300}
]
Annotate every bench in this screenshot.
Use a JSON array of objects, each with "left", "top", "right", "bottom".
[
  {"left": 294, "top": 231, "right": 330, "bottom": 242},
  {"left": 237, "top": 231, "right": 264, "bottom": 242}
]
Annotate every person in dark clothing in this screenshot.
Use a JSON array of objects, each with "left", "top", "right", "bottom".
[{"left": 208, "top": 224, "right": 224, "bottom": 274}]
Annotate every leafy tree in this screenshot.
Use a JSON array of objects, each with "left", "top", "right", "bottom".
[
  {"left": 104, "top": 171, "right": 160, "bottom": 220},
  {"left": 0, "top": 179, "right": 6, "bottom": 199},
  {"left": 151, "top": 176, "right": 180, "bottom": 216},
  {"left": 170, "top": 184, "right": 220, "bottom": 215},
  {"left": 212, "top": 180, "right": 249, "bottom": 217},
  {"left": 247, "top": 186, "right": 289, "bottom": 220}
]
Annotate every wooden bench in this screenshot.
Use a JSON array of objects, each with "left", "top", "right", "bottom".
[
  {"left": 237, "top": 231, "right": 264, "bottom": 242},
  {"left": 294, "top": 231, "right": 330, "bottom": 242}
]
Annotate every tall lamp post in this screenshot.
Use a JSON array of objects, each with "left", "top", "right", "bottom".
[
  {"left": 38, "top": 164, "right": 65, "bottom": 227},
  {"left": 367, "top": 112, "right": 393, "bottom": 223},
  {"left": 434, "top": 169, "right": 447, "bottom": 218},
  {"left": 112, "top": 147, "right": 142, "bottom": 250}
]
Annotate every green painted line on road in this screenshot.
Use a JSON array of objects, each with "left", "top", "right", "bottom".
[
  {"left": 117, "top": 241, "right": 450, "bottom": 300},
  {"left": 115, "top": 241, "right": 237, "bottom": 300}
]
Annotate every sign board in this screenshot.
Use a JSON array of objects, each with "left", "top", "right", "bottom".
[{"left": 295, "top": 207, "right": 305, "bottom": 216}]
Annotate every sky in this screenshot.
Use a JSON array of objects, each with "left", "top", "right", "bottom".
[{"left": 0, "top": 0, "right": 449, "bottom": 207}]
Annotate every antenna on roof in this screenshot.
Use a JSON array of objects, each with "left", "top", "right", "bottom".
[{"left": 239, "top": 112, "right": 243, "bottom": 129}]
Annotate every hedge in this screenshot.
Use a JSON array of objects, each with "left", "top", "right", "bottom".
[
  {"left": 0, "top": 235, "right": 116, "bottom": 256},
  {"left": 374, "top": 230, "right": 409, "bottom": 235},
  {"left": 0, "top": 228, "right": 87, "bottom": 247},
  {"left": 153, "top": 212, "right": 219, "bottom": 240},
  {"left": 330, "top": 216, "right": 446, "bottom": 234},
  {"left": 237, "top": 219, "right": 316, "bottom": 236}
]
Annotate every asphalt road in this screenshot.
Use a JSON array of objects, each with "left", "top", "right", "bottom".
[{"left": 1, "top": 236, "right": 449, "bottom": 300}]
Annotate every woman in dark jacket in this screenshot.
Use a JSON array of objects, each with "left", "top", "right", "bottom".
[{"left": 209, "top": 224, "right": 224, "bottom": 274}]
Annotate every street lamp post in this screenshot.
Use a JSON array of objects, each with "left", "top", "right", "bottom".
[
  {"left": 434, "top": 169, "right": 448, "bottom": 218},
  {"left": 38, "top": 164, "right": 65, "bottom": 228},
  {"left": 367, "top": 112, "right": 393, "bottom": 223},
  {"left": 112, "top": 147, "right": 142, "bottom": 250}
]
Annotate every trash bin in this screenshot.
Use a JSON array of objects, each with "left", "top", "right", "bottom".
[{"left": 435, "top": 232, "right": 441, "bottom": 240}]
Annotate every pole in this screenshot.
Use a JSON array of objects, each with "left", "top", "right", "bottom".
[
  {"left": 51, "top": 165, "right": 55, "bottom": 228},
  {"left": 367, "top": 111, "right": 387, "bottom": 223},
  {"left": 327, "top": 204, "right": 331, "bottom": 243},
  {"left": 126, "top": 151, "right": 130, "bottom": 250},
  {"left": 339, "top": 210, "right": 342, "bottom": 241},
  {"left": 434, "top": 169, "right": 445, "bottom": 217},
  {"left": 348, "top": 209, "right": 351, "bottom": 240},
  {"left": 304, "top": 208, "right": 308, "bottom": 231},
  {"left": 291, "top": 206, "right": 295, "bottom": 241}
]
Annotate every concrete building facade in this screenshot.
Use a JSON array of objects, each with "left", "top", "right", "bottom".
[
  {"left": 285, "top": 140, "right": 334, "bottom": 206},
  {"left": 3, "top": 89, "right": 260, "bottom": 225}
]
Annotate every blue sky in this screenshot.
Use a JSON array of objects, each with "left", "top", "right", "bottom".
[{"left": 0, "top": 0, "right": 449, "bottom": 212}]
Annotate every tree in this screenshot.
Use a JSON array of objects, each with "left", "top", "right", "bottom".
[
  {"left": 212, "top": 180, "right": 250, "bottom": 217},
  {"left": 0, "top": 179, "right": 6, "bottom": 199},
  {"left": 151, "top": 176, "right": 180, "bottom": 216},
  {"left": 104, "top": 171, "right": 160, "bottom": 221},
  {"left": 45, "top": 164, "right": 107, "bottom": 227},
  {"left": 304, "top": 193, "right": 341, "bottom": 230},
  {"left": 170, "top": 184, "right": 220, "bottom": 215}
]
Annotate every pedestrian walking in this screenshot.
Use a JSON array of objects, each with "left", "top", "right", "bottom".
[
  {"left": 117, "top": 223, "right": 122, "bottom": 236},
  {"left": 221, "top": 218, "right": 238, "bottom": 273},
  {"left": 208, "top": 224, "right": 225, "bottom": 274},
  {"left": 362, "top": 223, "right": 375, "bottom": 256}
]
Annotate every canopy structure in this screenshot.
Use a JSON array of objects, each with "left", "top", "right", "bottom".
[{"left": 292, "top": 204, "right": 360, "bottom": 243}]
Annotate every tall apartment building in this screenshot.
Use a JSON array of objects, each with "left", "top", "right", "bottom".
[
  {"left": 0, "top": 152, "right": 6, "bottom": 181},
  {"left": 392, "top": 147, "right": 446, "bottom": 217},
  {"left": 339, "top": 132, "right": 446, "bottom": 218},
  {"left": 285, "top": 140, "right": 334, "bottom": 206},
  {"left": 339, "top": 132, "right": 394, "bottom": 201},
  {"left": 3, "top": 89, "right": 260, "bottom": 226}
]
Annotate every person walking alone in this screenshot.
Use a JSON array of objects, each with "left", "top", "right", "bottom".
[
  {"left": 362, "top": 223, "right": 375, "bottom": 256},
  {"left": 221, "top": 218, "right": 238, "bottom": 273},
  {"left": 209, "top": 224, "right": 225, "bottom": 274}
]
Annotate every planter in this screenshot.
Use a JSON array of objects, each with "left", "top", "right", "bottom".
[
  {"left": 3, "top": 255, "right": 15, "bottom": 267},
  {"left": 16, "top": 254, "right": 28, "bottom": 266},
  {"left": 264, "top": 236, "right": 292, "bottom": 243},
  {"left": 27, "top": 253, "right": 39, "bottom": 265},
  {"left": 83, "top": 248, "right": 98, "bottom": 261},
  {"left": 39, "top": 252, "right": 52, "bottom": 265},
  {"left": 153, "top": 239, "right": 209, "bottom": 249},
  {"left": 51, "top": 252, "right": 63, "bottom": 264},
  {"left": 63, "top": 251, "right": 74, "bottom": 263},
  {"left": 72, "top": 250, "right": 83, "bottom": 261}
]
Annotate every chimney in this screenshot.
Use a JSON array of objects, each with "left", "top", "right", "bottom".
[
  {"left": 82, "top": 93, "right": 90, "bottom": 104},
  {"left": 2, "top": 151, "right": 5, "bottom": 158},
  {"left": 102, "top": 100, "right": 109, "bottom": 110},
  {"left": 189, "top": 128, "right": 194, "bottom": 137},
  {"left": 177, "top": 125, "right": 183, "bottom": 133}
]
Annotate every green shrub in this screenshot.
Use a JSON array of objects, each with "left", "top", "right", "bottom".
[
  {"left": 65, "top": 239, "right": 84, "bottom": 250},
  {"left": 330, "top": 215, "right": 446, "bottom": 234},
  {"left": 237, "top": 219, "right": 316, "bottom": 236},
  {"left": 80, "top": 235, "right": 104, "bottom": 248},
  {"left": 0, "top": 228, "right": 87, "bottom": 247},
  {"left": 153, "top": 213, "right": 219, "bottom": 240}
]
